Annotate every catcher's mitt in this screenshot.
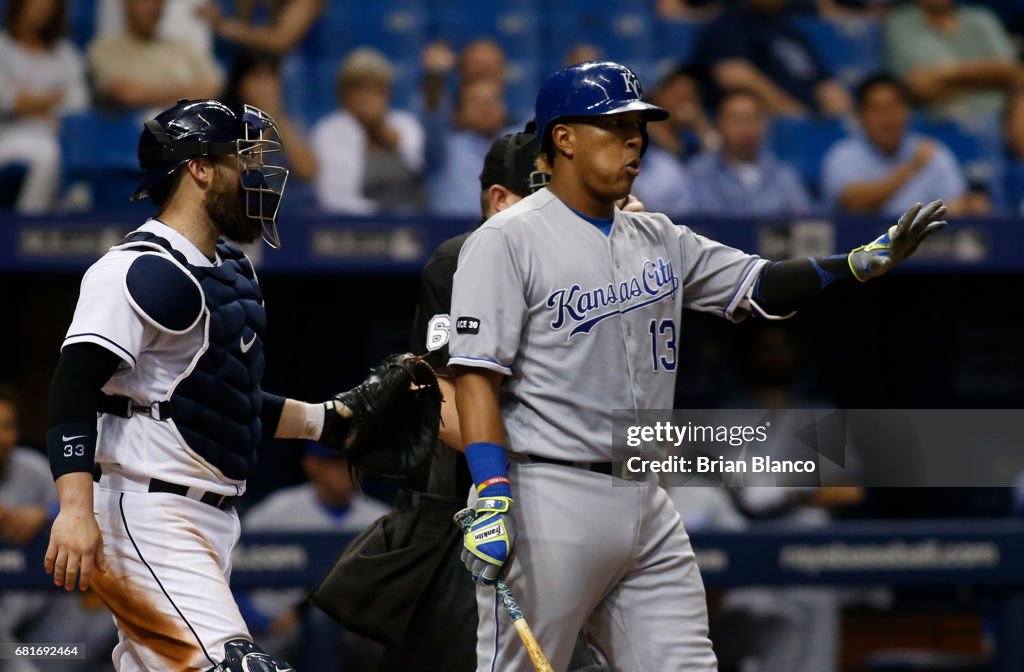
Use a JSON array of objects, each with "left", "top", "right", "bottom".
[{"left": 320, "top": 353, "right": 442, "bottom": 478}]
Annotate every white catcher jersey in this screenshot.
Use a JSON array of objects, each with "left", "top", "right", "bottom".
[
  {"left": 448, "top": 189, "right": 768, "bottom": 462},
  {"left": 63, "top": 219, "right": 243, "bottom": 496}
]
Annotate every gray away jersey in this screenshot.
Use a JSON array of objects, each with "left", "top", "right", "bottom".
[{"left": 448, "top": 188, "right": 768, "bottom": 461}]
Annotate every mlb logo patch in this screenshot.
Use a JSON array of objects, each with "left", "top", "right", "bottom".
[{"left": 456, "top": 316, "right": 481, "bottom": 334}]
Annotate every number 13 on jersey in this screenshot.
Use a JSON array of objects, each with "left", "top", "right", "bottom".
[{"left": 648, "top": 319, "right": 676, "bottom": 371}]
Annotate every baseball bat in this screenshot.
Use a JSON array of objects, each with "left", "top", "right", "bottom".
[{"left": 454, "top": 509, "right": 554, "bottom": 672}]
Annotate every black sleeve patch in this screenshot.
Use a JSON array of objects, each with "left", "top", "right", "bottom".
[
  {"left": 455, "top": 316, "right": 481, "bottom": 334},
  {"left": 125, "top": 253, "right": 204, "bottom": 334}
]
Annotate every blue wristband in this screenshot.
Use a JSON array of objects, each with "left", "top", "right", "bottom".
[
  {"left": 46, "top": 423, "right": 97, "bottom": 480},
  {"left": 465, "top": 442, "right": 512, "bottom": 498}
]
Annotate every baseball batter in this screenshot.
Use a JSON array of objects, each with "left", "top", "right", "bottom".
[
  {"left": 449, "top": 61, "right": 947, "bottom": 672},
  {"left": 43, "top": 99, "right": 400, "bottom": 672}
]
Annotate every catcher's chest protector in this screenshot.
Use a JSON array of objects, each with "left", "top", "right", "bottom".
[{"left": 120, "top": 231, "right": 266, "bottom": 480}]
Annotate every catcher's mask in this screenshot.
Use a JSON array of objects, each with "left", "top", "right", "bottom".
[{"left": 132, "top": 99, "right": 290, "bottom": 249}]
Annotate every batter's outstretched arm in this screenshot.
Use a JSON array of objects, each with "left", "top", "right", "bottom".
[
  {"left": 748, "top": 200, "right": 949, "bottom": 319},
  {"left": 45, "top": 343, "right": 120, "bottom": 592}
]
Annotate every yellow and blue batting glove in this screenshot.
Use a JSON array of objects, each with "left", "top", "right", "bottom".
[
  {"left": 848, "top": 199, "right": 948, "bottom": 281},
  {"left": 461, "top": 495, "right": 517, "bottom": 585}
]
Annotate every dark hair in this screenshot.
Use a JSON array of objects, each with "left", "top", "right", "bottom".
[
  {"left": 3, "top": 0, "right": 67, "bottom": 49},
  {"left": 717, "top": 87, "right": 764, "bottom": 114},
  {"left": 0, "top": 384, "right": 21, "bottom": 419},
  {"left": 149, "top": 169, "right": 185, "bottom": 209},
  {"left": 658, "top": 63, "right": 700, "bottom": 91},
  {"left": 855, "top": 72, "right": 910, "bottom": 108}
]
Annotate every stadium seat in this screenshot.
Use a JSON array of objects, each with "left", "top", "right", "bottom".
[
  {"left": 912, "top": 116, "right": 1002, "bottom": 193},
  {"left": 767, "top": 117, "right": 850, "bottom": 195},
  {"left": 543, "top": 11, "right": 655, "bottom": 66},
  {"left": 302, "top": 3, "right": 427, "bottom": 61},
  {"left": 0, "top": 165, "right": 27, "bottom": 210},
  {"left": 431, "top": 8, "right": 541, "bottom": 60},
  {"left": 61, "top": 111, "right": 144, "bottom": 211},
  {"left": 505, "top": 58, "right": 541, "bottom": 123},
  {"left": 791, "top": 16, "right": 882, "bottom": 88},
  {"left": 1000, "top": 161, "right": 1024, "bottom": 216},
  {"left": 655, "top": 19, "right": 701, "bottom": 66},
  {"left": 68, "top": 0, "right": 97, "bottom": 49}
]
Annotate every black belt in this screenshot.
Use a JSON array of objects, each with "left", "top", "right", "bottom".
[
  {"left": 527, "top": 455, "right": 616, "bottom": 476},
  {"left": 99, "top": 394, "right": 173, "bottom": 421},
  {"left": 148, "top": 478, "right": 236, "bottom": 511},
  {"left": 93, "top": 466, "right": 235, "bottom": 511}
]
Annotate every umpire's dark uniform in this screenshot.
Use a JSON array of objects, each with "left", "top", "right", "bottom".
[
  {"left": 311, "top": 133, "right": 607, "bottom": 672},
  {"left": 310, "top": 230, "right": 477, "bottom": 672}
]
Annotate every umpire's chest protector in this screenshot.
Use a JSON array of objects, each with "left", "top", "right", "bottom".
[{"left": 121, "top": 231, "right": 266, "bottom": 481}]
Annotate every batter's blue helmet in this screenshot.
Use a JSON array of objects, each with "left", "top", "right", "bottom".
[
  {"left": 534, "top": 61, "right": 668, "bottom": 158},
  {"left": 131, "top": 99, "right": 289, "bottom": 248}
]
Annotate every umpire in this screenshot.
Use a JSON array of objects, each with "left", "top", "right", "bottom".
[{"left": 312, "top": 133, "right": 606, "bottom": 671}]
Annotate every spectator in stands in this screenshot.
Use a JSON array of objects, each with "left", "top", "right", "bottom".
[
  {"left": 99, "top": 0, "right": 214, "bottom": 58},
  {"left": 647, "top": 66, "right": 720, "bottom": 159},
  {"left": 631, "top": 68, "right": 711, "bottom": 216},
  {"left": 822, "top": 73, "right": 971, "bottom": 215},
  {"left": 0, "top": 0, "right": 88, "bottom": 213},
  {"left": 311, "top": 48, "right": 425, "bottom": 214},
  {"left": 232, "top": 58, "right": 317, "bottom": 184},
  {"left": 197, "top": 0, "right": 322, "bottom": 59},
  {"left": 237, "top": 443, "right": 388, "bottom": 664},
  {"left": 421, "top": 38, "right": 507, "bottom": 115},
  {"left": 562, "top": 44, "right": 604, "bottom": 67},
  {"left": 885, "top": 0, "right": 1020, "bottom": 122},
  {"left": 0, "top": 384, "right": 57, "bottom": 665},
  {"left": 459, "top": 38, "right": 506, "bottom": 88},
  {"left": 656, "top": 0, "right": 724, "bottom": 22},
  {"left": 426, "top": 79, "right": 509, "bottom": 217},
  {"left": 689, "top": 0, "right": 853, "bottom": 118},
  {"left": 1005, "top": 92, "right": 1024, "bottom": 161},
  {"left": 88, "top": 0, "right": 221, "bottom": 112},
  {"left": 687, "top": 89, "right": 814, "bottom": 216}
]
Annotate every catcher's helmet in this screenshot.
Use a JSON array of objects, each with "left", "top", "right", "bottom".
[
  {"left": 131, "top": 99, "right": 289, "bottom": 248},
  {"left": 534, "top": 61, "right": 668, "bottom": 158}
]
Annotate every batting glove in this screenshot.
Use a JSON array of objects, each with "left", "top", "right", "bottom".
[
  {"left": 848, "top": 200, "right": 948, "bottom": 282},
  {"left": 461, "top": 495, "right": 517, "bottom": 585}
]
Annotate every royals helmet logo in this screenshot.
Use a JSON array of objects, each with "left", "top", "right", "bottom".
[{"left": 620, "top": 71, "right": 642, "bottom": 98}]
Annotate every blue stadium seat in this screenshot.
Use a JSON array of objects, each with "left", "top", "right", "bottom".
[
  {"left": 68, "top": 0, "right": 97, "bottom": 49},
  {"left": 1001, "top": 161, "right": 1024, "bottom": 216},
  {"left": 912, "top": 116, "right": 1002, "bottom": 191},
  {"left": 430, "top": 0, "right": 537, "bottom": 10},
  {"left": 767, "top": 117, "right": 849, "bottom": 194},
  {"left": 303, "top": 3, "right": 427, "bottom": 61},
  {"left": 505, "top": 58, "right": 541, "bottom": 123},
  {"left": 543, "top": 11, "right": 654, "bottom": 65},
  {"left": 791, "top": 16, "right": 882, "bottom": 88},
  {"left": 61, "top": 111, "right": 144, "bottom": 211},
  {"left": 0, "top": 164, "right": 26, "bottom": 210},
  {"left": 655, "top": 19, "right": 701, "bottom": 66},
  {"left": 431, "top": 8, "right": 541, "bottom": 60}
]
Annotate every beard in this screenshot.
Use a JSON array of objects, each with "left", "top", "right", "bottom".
[{"left": 204, "top": 165, "right": 261, "bottom": 244}]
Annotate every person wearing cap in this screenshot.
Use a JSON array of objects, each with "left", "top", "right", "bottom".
[
  {"left": 448, "top": 60, "right": 947, "bottom": 671},
  {"left": 319, "top": 132, "right": 610, "bottom": 672}
]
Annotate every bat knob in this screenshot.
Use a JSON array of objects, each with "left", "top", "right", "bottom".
[{"left": 453, "top": 508, "right": 476, "bottom": 532}]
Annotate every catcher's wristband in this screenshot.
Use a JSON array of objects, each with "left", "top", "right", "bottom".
[
  {"left": 319, "top": 401, "right": 353, "bottom": 450},
  {"left": 466, "top": 441, "right": 512, "bottom": 498},
  {"left": 46, "top": 423, "right": 97, "bottom": 480}
]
